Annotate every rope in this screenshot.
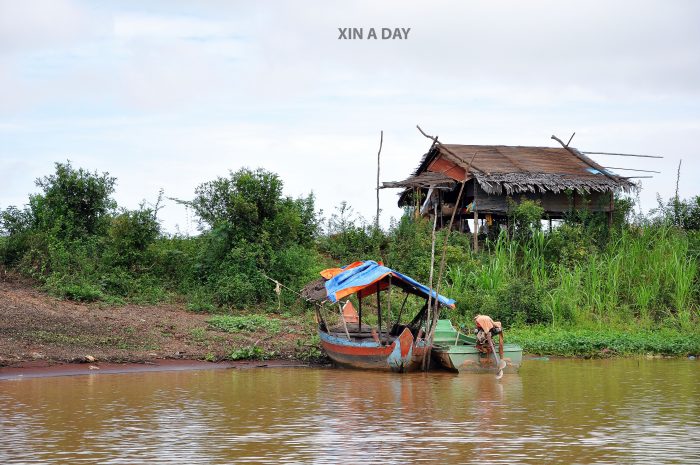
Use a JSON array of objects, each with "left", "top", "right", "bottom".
[{"left": 258, "top": 272, "right": 325, "bottom": 308}]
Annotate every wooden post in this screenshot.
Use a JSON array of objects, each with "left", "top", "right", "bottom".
[
  {"left": 425, "top": 209, "right": 439, "bottom": 343},
  {"left": 393, "top": 293, "right": 409, "bottom": 330},
  {"left": 376, "top": 283, "right": 382, "bottom": 345},
  {"left": 414, "top": 187, "right": 420, "bottom": 219},
  {"left": 608, "top": 190, "right": 614, "bottom": 228},
  {"left": 376, "top": 130, "right": 383, "bottom": 229},
  {"left": 386, "top": 276, "right": 392, "bottom": 339},
  {"left": 358, "top": 297, "right": 362, "bottom": 333},
  {"left": 424, "top": 179, "right": 468, "bottom": 367},
  {"left": 473, "top": 184, "right": 479, "bottom": 252},
  {"left": 338, "top": 303, "right": 351, "bottom": 340}
]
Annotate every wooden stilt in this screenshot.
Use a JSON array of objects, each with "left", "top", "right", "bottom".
[{"left": 473, "top": 185, "right": 479, "bottom": 252}]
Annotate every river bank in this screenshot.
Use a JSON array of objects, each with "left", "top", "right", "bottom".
[
  {"left": 1, "top": 274, "right": 698, "bottom": 368},
  {"left": 0, "top": 274, "right": 319, "bottom": 368}
]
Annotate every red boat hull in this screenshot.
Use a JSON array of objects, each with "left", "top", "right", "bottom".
[{"left": 319, "top": 327, "right": 429, "bottom": 372}]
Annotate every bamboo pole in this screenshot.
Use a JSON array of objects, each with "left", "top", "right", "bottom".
[
  {"left": 422, "top": 211, "right": 439, "bottom": 370},
  {"left": 338, "top": 303, "right": 351, "bottom": 340},
  {"left": 358, "top": 297, "right": 362, "bottom": 333},
  {"left": 473, "top": 184, "right": 479, "bottom": 252},
  {"left": 376, "top": 130, "right": 383, "bottom": 229},
  {"left": 376, "top": 283, "right": 382, "bottom": 345},
  {"left": 582, "top": 151, "right": 663, "bottom": 159},
  {"left": 426, "top": 180, "right": 467, "bottom": 347},
  {"left": 386, "top": 276, "right": 392, "bottom": 340},
  {"left": 392, "top": 293, "right": 410, "bottom": 330},
  {"left": 603, "top": 166, "right": 661, "bottom": 174}
]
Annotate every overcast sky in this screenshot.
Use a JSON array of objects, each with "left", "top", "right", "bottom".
[{"left": 1, "top": 0, "right": 699, "bottom": 233}]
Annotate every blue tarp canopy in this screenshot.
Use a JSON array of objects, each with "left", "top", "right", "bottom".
[{"left": 323, "top": 260, "right": 456, "bottom": 307}]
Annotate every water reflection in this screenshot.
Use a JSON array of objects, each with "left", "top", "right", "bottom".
[{"left": 1, "top": 359, "right": 698, "bottom": 464}]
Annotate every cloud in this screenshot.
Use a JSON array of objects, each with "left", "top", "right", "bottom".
[{"left": 0, "top": 0, "right": 107, "bottom": 53}]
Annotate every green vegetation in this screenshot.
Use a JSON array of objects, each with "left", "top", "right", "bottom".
[
  {"left": 208, "top": 314, "right": 281, "bottom": 334},
  {"left": 508, "top": 326, "right": 700, "bottom": 357},
  {"left": 229, "top": 345, "right": 275, "bottom": 360},
  {"left": 2, "top": 161, "right": 699, "bottom": 358}
]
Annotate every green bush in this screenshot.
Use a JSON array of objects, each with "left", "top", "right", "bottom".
[
  {"left": 229, "top": 345, "right": 274, "bottom": 360},
  {"left": 508, "top": 326, "right": 700, "bottom": 357},
  {"left": 208, "top": 314, "right": 281, "bottom": 333},
  {"left": 105, "top": 207, "right": 160, "bottom": 269},
  {"left": 46, "top": 275, "right": 104, "bottom": 302},
  {"left": 507, "top": 197, "right": 544, "bottom": 240},
  {"left": 186, "top": 288, "right": 216, "bottom": 313}
]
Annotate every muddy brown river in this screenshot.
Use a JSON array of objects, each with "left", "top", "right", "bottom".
[{"left": 1, "top": 359, "right": 698, "bottom": 464}]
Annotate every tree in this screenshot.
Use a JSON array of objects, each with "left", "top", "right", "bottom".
[
  {"left": 31, "top": 161, "right": 117, "bottom": 239},
  {"left": 190, "top": 167, "right": 317, "bottom": 247}
]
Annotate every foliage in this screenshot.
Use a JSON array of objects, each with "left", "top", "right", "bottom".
[
  {"left": 186, "top": 167, "right": 321, "bottom": 309},
  {"left": 31, "top": 161, "right": 117, "bottom": 239},
  {"left": 208, "top": 314, "right": 281, "bottom": 333},
  {"left": 294, "top": 334, "right": 327, "bottom": 363},
  {"left": 1, "top": 161, "right": 699, "bottom": 357},
  {"left": 508, "top": 326, "right": 700, "bottom": 357},
  {"left": 652, "top": 194, "right": 700, "bottom": 231},
  {"left": 229, "top": 345, "right": 275, "bottom": 360},
  {"left": 507, "top": 197, "right": 544, "bottom": 240},
  {"left": 317, "top": 202, "right": 384, "bottom": 263}
]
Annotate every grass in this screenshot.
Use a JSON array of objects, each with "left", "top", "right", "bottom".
[
  {"left": 446, "top": 227, "right": 699, "bottom": 331},
  {"left": 508, "top": 326, "right": 700, "bottom": 357},
  {"left": 229, "top": 345, "right": 275, "bottom": 360},
  {"left": 189, "top": 327, "right": 208, "bottom": 343},
  {"left": 208, "top": 314, "right": 281, "bottom": 334}
]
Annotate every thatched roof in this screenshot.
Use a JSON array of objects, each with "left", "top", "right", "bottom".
[
  {"left": 381, "top": 171, "right": 456, "bottom": 190},
  {"left": 386, "top": 143, "right": 636, "bottom": 195}
]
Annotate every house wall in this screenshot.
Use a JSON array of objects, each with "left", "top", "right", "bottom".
[{"left": 472, "top": 182, "right": 612, "bottom": 215}]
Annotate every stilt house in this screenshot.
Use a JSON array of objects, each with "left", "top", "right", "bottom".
[{"left": 383, "top": 138, "right": 636, "bottom": 240}]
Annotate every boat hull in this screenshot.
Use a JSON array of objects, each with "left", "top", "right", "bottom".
[
  {"left": 319, "top": 327, "right": 428, "bottom": 373},
  {"left": 432, "top": 343, "right": 522, "bottom": 373}
]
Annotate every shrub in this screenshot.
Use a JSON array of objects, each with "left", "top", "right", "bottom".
[
  {"left": 229, "top": 345, "right": 274, "bottom": 360},
  {"left": 507, "top": 197, "right": 544, "bottom": 240},
  {"left": 208, "top": 314, "right": 281, "bottom": 333},
  {"left": 46, "top": 275, "right": 104, "bottom": 302},
  {"left": 105, "top": 207, "right": 160, "bottom": 269},
  {"left": 32, "top": 161, "right": 117, "bottom": 240}
]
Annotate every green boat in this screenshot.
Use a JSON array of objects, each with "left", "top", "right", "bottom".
[{"left": 431, "top": 320, "right": 523, "bottom": 373}]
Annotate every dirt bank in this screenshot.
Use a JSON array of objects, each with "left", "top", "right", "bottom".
[{"left": 0, "top": 272, "right": 317, "bottom": 368}]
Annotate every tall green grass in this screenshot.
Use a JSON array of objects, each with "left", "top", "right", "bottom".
[{"left": 445, "top": 226, "right": 699, "bottom": 331}]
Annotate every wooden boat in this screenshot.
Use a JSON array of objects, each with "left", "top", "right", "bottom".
[
  {"left": 302, "top": 260, "right": 456, "bottom": 373},
  {"left": 431, "top": 319, "right": 523, "bottom": 373},
  {"left": 318, "top": 323, "right": 429, "bottom": 372}
]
